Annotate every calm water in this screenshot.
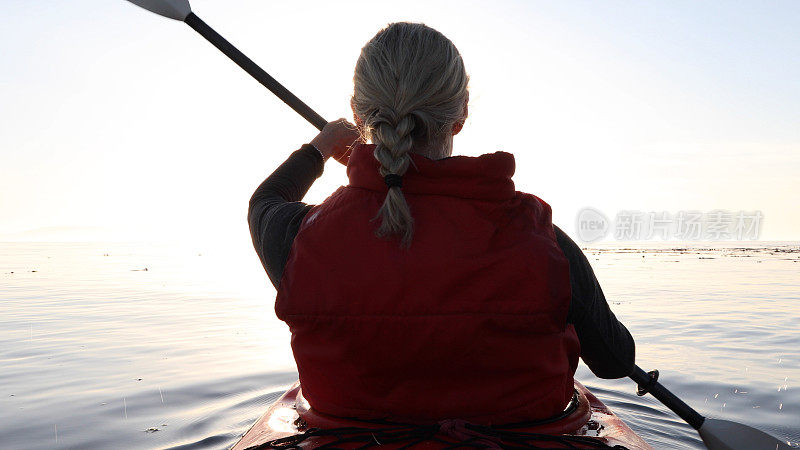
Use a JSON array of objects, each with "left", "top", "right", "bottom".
[{"left": 0, "top": 241, "right": 798, "bottom": 449}]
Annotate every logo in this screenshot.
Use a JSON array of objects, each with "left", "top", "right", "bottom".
[{"left": 576, "top": 207, "right": 610, "bottom": 243}]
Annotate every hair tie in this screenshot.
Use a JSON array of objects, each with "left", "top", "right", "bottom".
[{"left": 384, "top": 174, "right": 403, "bottom": 189}]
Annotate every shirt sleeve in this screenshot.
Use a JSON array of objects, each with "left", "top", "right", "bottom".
[
  {"left": 554, "top": 225, "right": 636, "bottom": 379},
  {"left": 248, "top": 144, "right": 324, "bottom": 289}
]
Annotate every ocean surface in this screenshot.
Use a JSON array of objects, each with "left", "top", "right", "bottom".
[{"left": 0, "top": 240, "right": 798, "bottom": 449}]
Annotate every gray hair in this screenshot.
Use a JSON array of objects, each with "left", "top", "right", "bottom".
[{"left": 352, "top": 22, "right": 469, "bottom": 248}]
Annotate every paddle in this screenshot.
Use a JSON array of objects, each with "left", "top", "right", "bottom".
[
  {"left": 124, "top": 0, "right": 327, "bottom": 130},
  {"left": 631, "top": 365, "right": 791, "bottom": 449}
]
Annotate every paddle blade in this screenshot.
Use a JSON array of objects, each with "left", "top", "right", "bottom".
[
  {"left": 698, "top": 418, "right": 792, "bottom": 450},
  {"left": 125, "top": 0, "right": 191, "bottom": 21}
]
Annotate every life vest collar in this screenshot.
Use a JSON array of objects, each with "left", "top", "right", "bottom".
[{"left": 346, "top": 143, "right": 517, "bottom": 201}]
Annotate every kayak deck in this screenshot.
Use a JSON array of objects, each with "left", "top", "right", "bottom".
[{"left": 232, "top": 381, "right": 651, "bottom": 449}]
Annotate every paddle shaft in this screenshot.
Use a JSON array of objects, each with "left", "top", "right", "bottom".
[
  {"left": 183, "top": 13, "right": 327, "bottom": 130},
  {"left": 630, "top": 365, "right": 705, "bottom": 430}
]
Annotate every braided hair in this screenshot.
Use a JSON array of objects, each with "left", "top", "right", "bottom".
[{"left": 352, "top": 22, "right": 469, "bottom": 248}]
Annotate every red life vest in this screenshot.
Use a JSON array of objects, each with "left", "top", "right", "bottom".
[{"left": 275, "top": 143, "right": 580, "bottom": 425}]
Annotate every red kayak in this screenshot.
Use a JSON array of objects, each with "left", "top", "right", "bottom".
[{"left": 232, "top": 381, "right": 651, "bottom": 449}]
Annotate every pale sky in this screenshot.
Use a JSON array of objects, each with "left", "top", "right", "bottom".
[{"left": 1, "top": 0, "right": 798, "bottom": 245}]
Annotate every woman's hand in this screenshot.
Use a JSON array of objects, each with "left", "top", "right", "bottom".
[{"left": 310, "top": 118, "right": 362, "bottom": 166}]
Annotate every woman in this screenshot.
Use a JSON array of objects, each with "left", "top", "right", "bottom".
[{"left": 248, "top": 22, "right": 634, "bottom": 425}]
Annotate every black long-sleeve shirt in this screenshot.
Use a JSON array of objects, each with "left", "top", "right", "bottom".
[{"left": 248, "top": 145, "right": 635, "bottom": 379}]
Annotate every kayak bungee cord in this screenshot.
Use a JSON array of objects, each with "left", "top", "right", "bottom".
[
  {"left": 122, "top": 2, "right": 792, "bottom": 449},
  {"left": 240, "top": 386, "right": 634, "bottom": 449},
  {"left": 244, "top": 391, "right": 628, "bottom": 450},
  {"left": 251, "top": 422, "right": 629, "bottom": 450}
]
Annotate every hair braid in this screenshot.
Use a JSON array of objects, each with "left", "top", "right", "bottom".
[
  {"left": 370, "top": 115, "right": 416, "bottom": 247},
  {"left": 352, "top": 22, "right": 470, "bottom": 248}
]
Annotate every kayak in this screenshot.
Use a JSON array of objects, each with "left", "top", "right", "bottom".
[{"left": 232, "top": 381, "right": 651, "bottom": 449}]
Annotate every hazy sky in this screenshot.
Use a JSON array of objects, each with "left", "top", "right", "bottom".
[{"left": 1, "top": 0, "right": 798, "bottom": 245}]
